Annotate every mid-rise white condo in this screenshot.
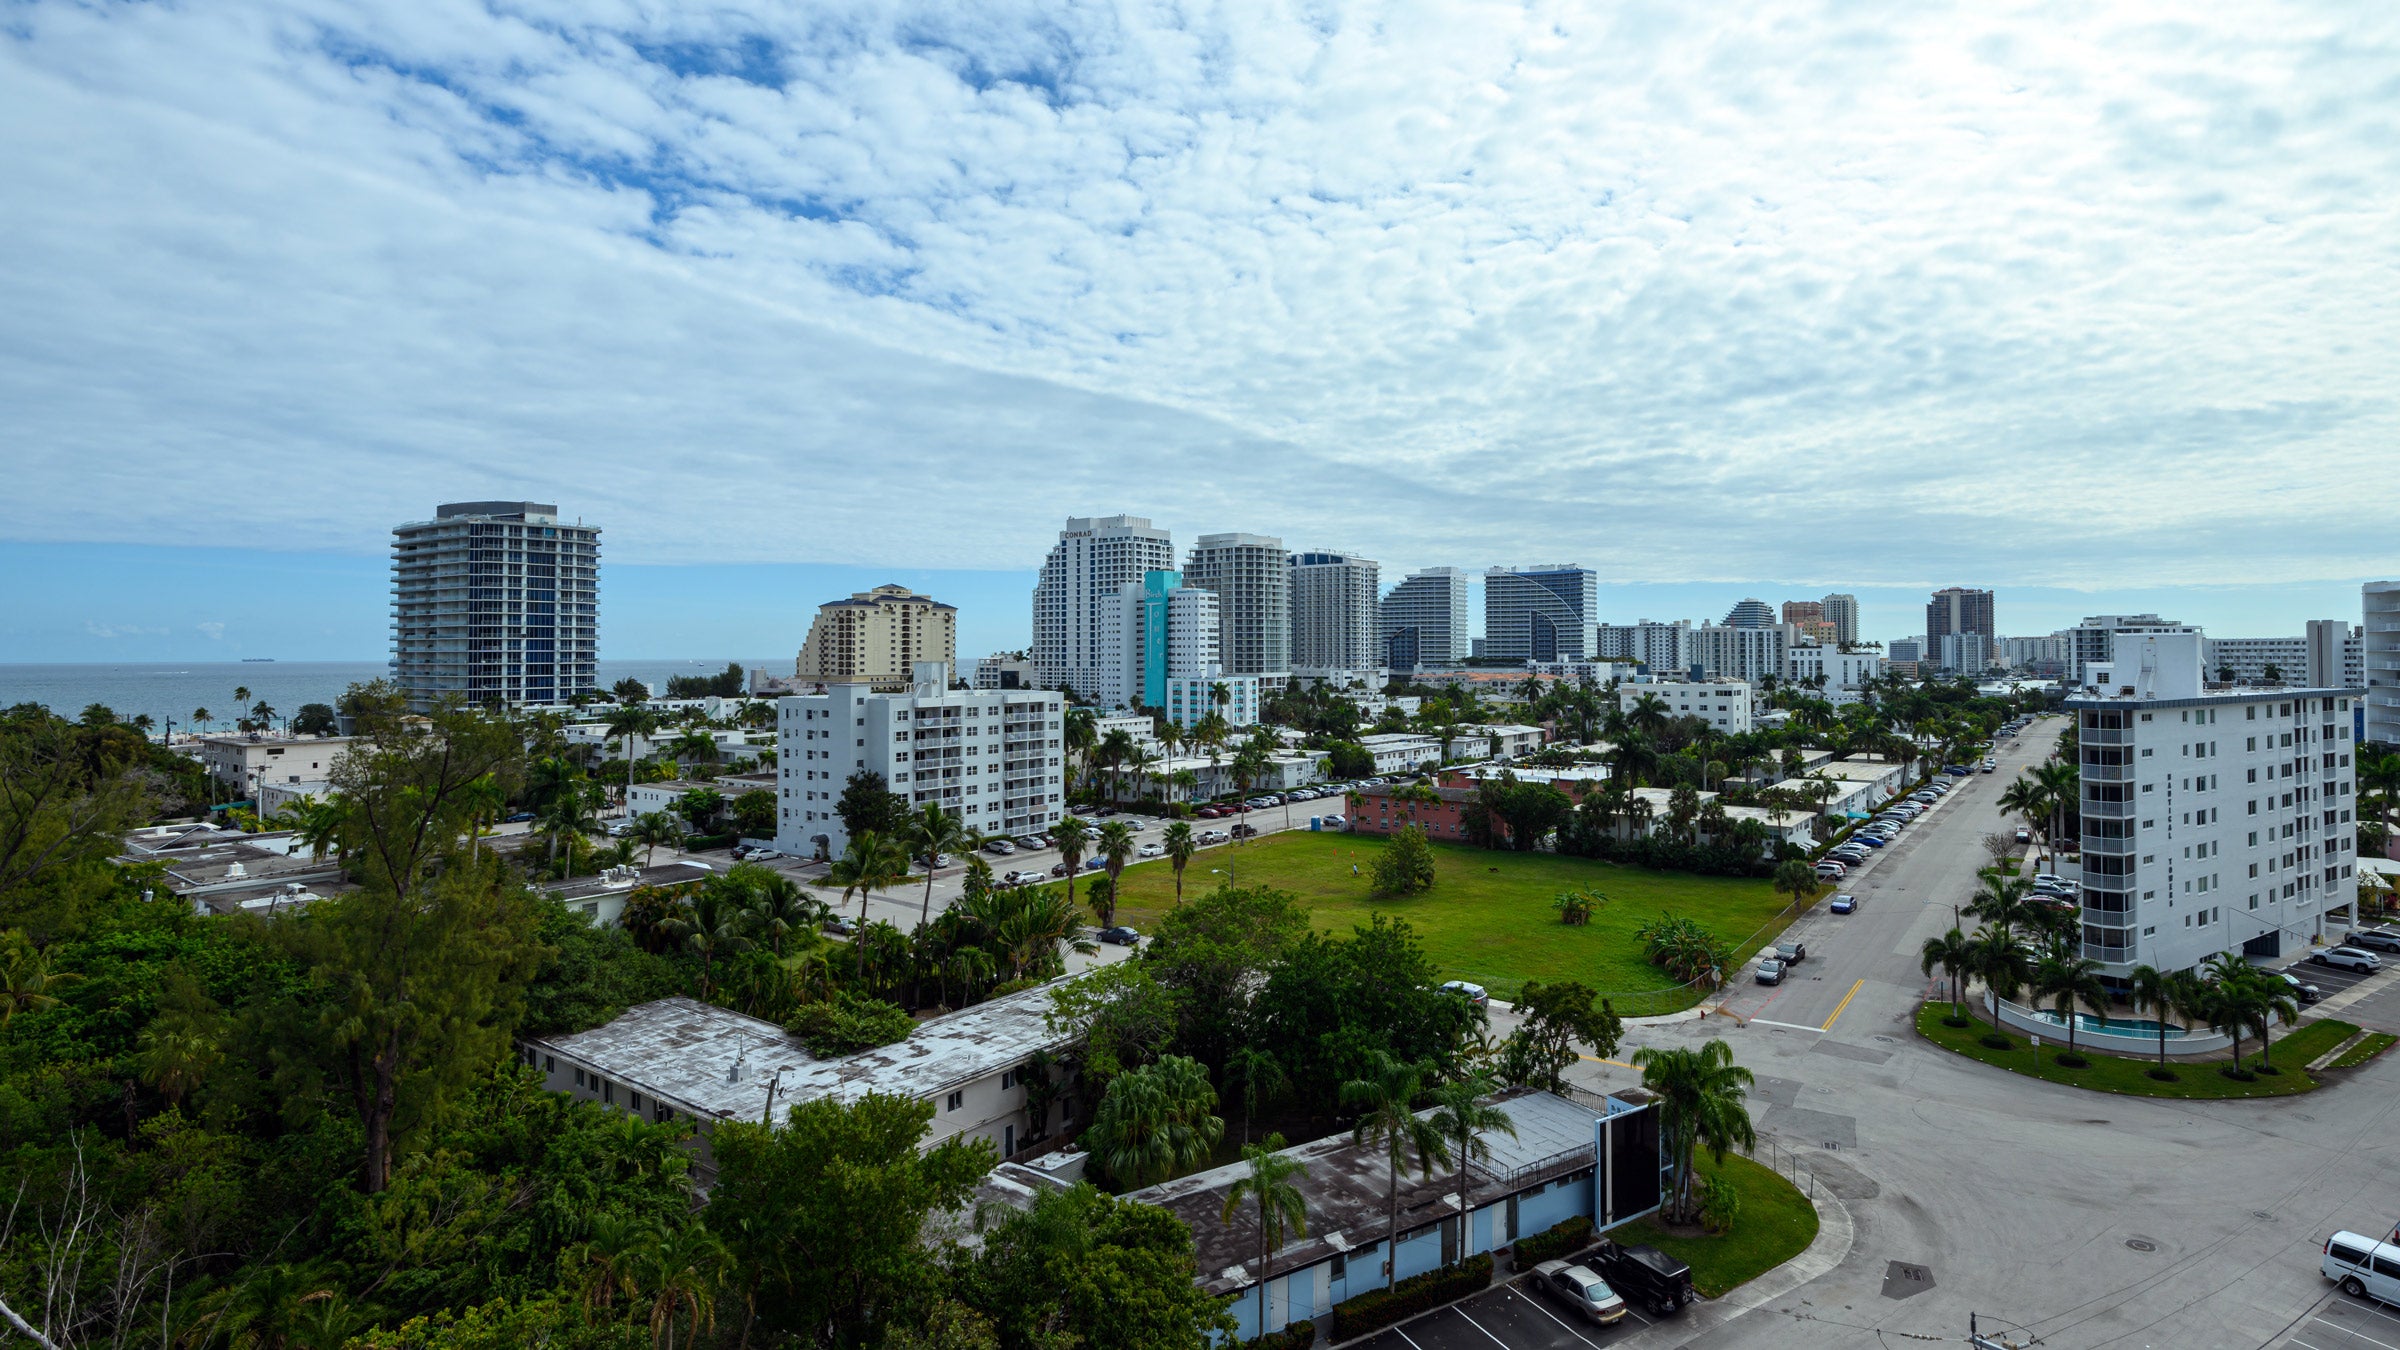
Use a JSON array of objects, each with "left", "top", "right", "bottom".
[
  {"left": 775, "top": 663, "right": 1064, "bottom": 858},
  {"left": 1032, "top": 516, "right": 1175, "bottom": 697},
  {"left": 2068, "top": 631, "right": 2362, "bottom": 978}
]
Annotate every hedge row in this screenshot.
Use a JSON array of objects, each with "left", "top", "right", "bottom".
[
  {"left": 1240, "top": 1319, "right": 1316, "bottom": 1350},
  {"left": 1509, "top": 1215, "right": 1593, "bottom": 1271},
  {"left": 684, "top": 833, "right": 735, "bottom": 851},
  {"left": 1330, "top": 1255, "right": 1493, "bottom": 1341}
]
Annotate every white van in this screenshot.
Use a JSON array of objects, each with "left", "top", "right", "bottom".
[{"left": 2323, "top": 1230, "right": 2400, "bottom": 1305}]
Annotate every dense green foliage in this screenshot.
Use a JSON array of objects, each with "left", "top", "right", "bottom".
[
  {"left": 1508, "top": 1215, "right": 1594, "bottom": 1271},
  {"left": 1369, "top": 824, "right": 1436, "bottom": 896},
  {"left": 1608, "top": 1152, "right": 1819, "bottom": 1298},
  {"left": 1327, "top": 1254, "right": 1492, "bottom": 1340},
  {"left": 784, "top": 991, "right": 918, "bottom": 1056}
]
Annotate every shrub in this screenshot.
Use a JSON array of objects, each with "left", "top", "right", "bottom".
[
  {"left": 1941, "top": 1015, "right": 1973, "bottom": 1029},
  {"left": 1330, "top": 1254, "right": 1492, "bottom": 1340},
  {"left": 784, "top": 992, "right": 916, "bottom": 1056},
  {"left": 1979, "top": 1034, "right": 2014, "bottom": 1051},
  {"left": 1371, "top": 825, "right": 1437, "bottom": 896},
  {"left": 1241, "top": 1320, "right": 1316, "bottom": 1350},
  {"left": 1699, "top": 1173, "right": 1742, "bottom": 1235},
  {"left": 1510, "top": 1215, "right": 1594, "bottom": 1271},
  {"left": 2052, "top": 1052, "right": 2089, "bottom": 1069},
  {"left": 2145, "top": 1067, "right": 2179, "bottom": 1082}
]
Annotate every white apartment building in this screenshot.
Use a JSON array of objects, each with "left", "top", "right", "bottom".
[
  {"left": 2002, "top": 635, "right": 2070, "bottom": 668},
  {"left": 1467, "top": 724, "right": 1546, "bottom": 758},
  {"left": 2371, "top": 583, "right": 2400, "bottom": 746},
  {"left": 1782, "top": 645, "right": 1884, "bottom": 691},
  {"left": 1525, "top": 659, "right": 1639, "bottom": 685},
  {"left": 2070, "top": 631, "right": 2361, "bottom": 977},
  {"left": 1163, "top": 673, "right": 1258, "bottom": 729},
  {"left": 2204, "top": 635, "right": 2307, "bottom": 686},
  {"left": 774, "top": 663, "right": 1064, "bottom": 858},
  {"left": 520, "top": 982, "right": 1078, "bottom": 1179},
  {"left": 1820, "top": 593, "right": 1860, "bottom": 646},
  {"left": 1620, "top": 681, "right": 1755, "bottom": 733},
  {"left": 1185, "top": 533, "right": 1291, "bottom": 678},
  {"left": 1096, "top": 571, "right": 1220, "bottom": 712},
  {"left": 2065, "top": 614, "right": 2200, "bottom": 685},
  {"left": 1357, "top": 733, "right": 1449, "bottom": 774},
  {"left": 1379, "top": 567, "right": 1472, "bottom": 671},
  {"left": 1690, "top": 624, "right": 1790, "bottom": 684},
  {"left": 1290, "top": 550, "right": 1380, "bottom": 678},
  {"left": 1032, "top": 516, "right": 1176, "bottom": 697},
  {"left": 2305, "top": 619, "right": 2364, "bottom": 694},
  {"left": 795, "top": 585, "right": 956, "bottom": 688},
  {"left": 1483, "top": 566, "right": 1599, "bottom": 663},
  {"left": 197, "top": 733, "right": 356, "bottom": 799},
  {"left": 1938, "top": 632, "right": 1993, "bottom": 675},
  {"left": 1596, "top": 620, "right": 1695, "bottom": 675},
  {"left": 971, "top": 655, "right": 1034, "bottom": 690}
]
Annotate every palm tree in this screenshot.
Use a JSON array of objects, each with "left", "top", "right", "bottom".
[
  {"left": 1969, "top": 928, "right": 2030, "bottom": 1015},
  {"left": 2126, "top": 964, "right": 2195, "bottom": 1075},
  {"left": 455, "top": 772, "right": 506, "bottom": 861},
  {"left": 668, "top": 728, "right": 721, "bottom": 773},
  {"left": 906, "top": 802, "right": 976, "bottom": 928},
  {"left": 1341, "top": 1051, "right": 1450, "bottom": 1291},
  {"left": 1965, "top": 872, "right": 2038, "bottom": 941},
  {"left": 1096, "top": 820, "right": 1137, "bottom": 892},
  {"left": 1222, "top": 1135, "right": 1310, "bottom": 1340},
  {"left": 1052, "top": 815, "right": 1091, "bottom": 911},
  {"left": 641, "top": 1224, "right": 726, "bottom": 1350},
  {"left": 605, "top": 703, "right": 660, "bottom": 805},
  {"left": 827, "top": 830, "right": 910, "bottom": 926},
  {"left": 630, "top": 811, "right": 686, "bottom": 866},
  {"left": 1163, "top": 820, "right": 1196, "bottom": 900},
  {"left": 1919, "top": 927, "right": 1974, "bottom": 1020},
  {"left": 1085, "top": 1055, "right": 1224, "bottom": 1188},
  {"left": 2032, "top": 759, "right": 2079, "bottom": 866},
  {"left": 666, "top": 881, "right": 754, "bottom": 998},
  {"left": 541, "top": 780, "right": 605, "bottom": 879},
  {"left": 2029, "top": 939, "right": 2110, "bottom": 1063},
  {"left": 1224, "top": 1045, "right": 1288, "bottom": 1145},
  {"left": 743, "top": 870, "right": 818, "bottom": 957},
  {"left": 1428, "top": 1074, "right": 1516, "bottom": 1240},
  {"left": 1631, "top": 1038, "right": 1755, "bottom": 1224},
  {"left": 0, "top": 936, "right": 81, "bottom": 1029},
  {"left": 287, "top": 794, "right": 351, "bottom": 864},
  {"left": 137, "top": 1020, "right": 223, "bottom": 1107},
  {"left": 192, "top": 705, "right": 212, "bottom": 733}
]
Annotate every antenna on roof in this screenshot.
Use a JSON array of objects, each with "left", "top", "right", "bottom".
[{"left": 728, "top": 1033, "right": 747, "bottom": 1084}]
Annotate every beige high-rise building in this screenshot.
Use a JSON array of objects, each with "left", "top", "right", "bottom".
[{"left": 795, "top": 585, "right": 957, "bottom": 688}]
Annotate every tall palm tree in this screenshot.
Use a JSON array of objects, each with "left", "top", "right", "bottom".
[
  {"left": 641, "top": 1224, "right": 726, "bottom": 1350},
  {"left": 2032, "top": 759, "right": 2079, "bottom": 866},
  {"left": 1965, "top": 872, "right": 2037, "bottom": 940},
  {"left": 137, "top": 1020, "right": 222, "bottom": 1107},
  {"left": 2029, "top": 939, "right": 2110, "bottom": 1063},
  {"left": 1221, "top": 1134, "right": 1310, "bottom": 1339},
  {"left": 605, "top": 703, "right": 659, "bottom": 805},
  {"left": 288, "top": 794, "right": 352, "bottom": 864},
  {"left": 1341, "top": 1051, "right": 1450, "bottom": 1291},
  {"left": 827, "top": 830, "right": 910, "bottom": 926},
  {"left": 1428, "top": 1074, "right": 1516, "bottom": 1241},
  {"left": 1096, "top": 820, "right": 1137, "bottom": 891},
  {"left": 1631, "top": 1038, "right": 1755, "bottom": 1224},
  {"left": 1969, "top": 928, "right": 2029, "bottom": 1013},
  {"left": 1086, "top": 1055, "right": 1224, "bottom": 1188},
  {"left": 1162, "top": 821, "right": 1197, "bottom": 900},
  {"left": 744, "top": 870, "right": 818, "bottom": 957},
  {"left": 0, "top": 936, "right": 81, "bottom": 1029},
  {"left": 906, "top": 802, "right": 976, "bottom": 927},
  {"left": 192, "top": 705, "right": 212, "bottom": 733},
  {"left": 666, "top": 881, "right": 754, "bottom": 998},
  {"left": 1052, "top": 815, "right": 1091, "bottom": 911},
  {"left": 2126, "top": 963, "right": 2195, "bottom": 1074},
  {"left": 1919, "top": 927, "right": 1974, "bottom": 1020}
]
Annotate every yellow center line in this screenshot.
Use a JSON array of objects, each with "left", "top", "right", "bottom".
[
  {"left": 1577, "top": 1054, "right": 1639, "bottom": 1069},
  {"left": 1822, "top": 978, "right": 1866, "bottom": 1032}
]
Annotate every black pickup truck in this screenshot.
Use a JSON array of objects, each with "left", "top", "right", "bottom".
[{"left": 1587, "top": 1238, "right": 1695, "bottom": 1316}]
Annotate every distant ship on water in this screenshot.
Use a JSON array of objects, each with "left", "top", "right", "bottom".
[{"left": 241, "top": 657, "right": 276, "bottom": 663}]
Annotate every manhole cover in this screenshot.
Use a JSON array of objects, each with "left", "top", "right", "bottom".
[
  {"left": 2125, "top": 1238, "right": 2157, "bottom": 1253},
  {"left": 2252, "top": 1210, "right": 2275, "bottom": 1221},
  {"left": 1881, "top": 1261, "right": 1936, "bottom": 1300}
]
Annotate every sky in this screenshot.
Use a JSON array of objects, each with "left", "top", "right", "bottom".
[{"left": 3, "top": 2, "right": 2396, "bottom": 663}]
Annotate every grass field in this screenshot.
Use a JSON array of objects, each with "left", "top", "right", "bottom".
[
  {"left": 1916, "top": 1004, "right": 2357, "bottom": 1099},
  {"left": 2328, "top": 1032, "right": 2398, "bottom": 1070},
  {"left": 1108, "top": 831, "right": 1793, "bottom": 1005},
  {"left": 1607, "top": 1152, "right": 1820, "bottom": 1299}
]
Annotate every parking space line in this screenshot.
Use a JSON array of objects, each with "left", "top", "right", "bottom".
[
  {"left": 2320, "top": 1318, "right": 2400, "bottom": 1350},
  {"left": 1393, "top": 1324, "right": 1428, "bottom": 1350},
  {"left": 2347, "top": 1298, "right": 2400, "bottom": 1330},
  {"left": 1452, "top": 1307, "right": 1513, "bottom": 1348},
  {"left": 1821, "top": 979, "right": 1866, "bottom": 1032}
]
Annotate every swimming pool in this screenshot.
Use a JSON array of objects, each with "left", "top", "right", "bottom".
[{"left": 2020, "top": 1009, "right": 2187, "bottom": 1039}]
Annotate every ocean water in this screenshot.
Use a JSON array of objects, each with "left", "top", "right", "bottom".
[{"left": 0, "top": 660, "right": 772, "bottom": 733}]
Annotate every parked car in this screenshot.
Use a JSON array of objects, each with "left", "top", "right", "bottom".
[
  {"left": 1322, "top": 814, "right": 1347, "bottom": 827},
  {"left": 1138, "top": 844, "right": 1165, "bottom": 858},
  {"left": 1533, "top": 1260, "right": 1628, "bottom": 1326},
  {"left": 1982, "top": 762, "right": 1998, "bottom": 773},
  {"left": 2280, "top": 973, "right": 2324, "bottom": 1004},
  {"left": 1774, "top": 940, "right": 1806, "bottom": 965},
  {"left": 1082, "top": 857, "right": 1105, "bottom": 872},
  {"left": 1051, "top": 862, "right": 1073, "bottom": 877},
  {"left": 745, "top": 849, "right": 783, "bottom": 861},
  {"left": 2014, "top": 827, "right": 2032, "bottom": 843},
  {"left": 822, "top": 917, "right": 856, "bottom": 938},
  {"left": 1755, "top": 957, "right": 1786, "bottom": 985},
  {"left": 2033, "top": 874, "right": 2068, "bottom": 888},
  {"left": 1586, "top": 1241, "right": 1694, "bottom": 1317},
  {"left": 1439, "top": 980, "right": 1489, "bottom": 1010},
  {"left": 1814, "top": 861, "right": 1847, "bottom": 879},
  {"left": 1231, "top": 823, "right": 1258, "bottom": 838},
  {"left": 1096, "top": 925, "right": 1141, "bottom": 946},
  {"left": 2345, "top": 930, "right": 2400, "bottom": 954},
  {"left": 1851, "top": 834, "right": 1887, "bottom": 848},
  {"left": 1004, "top": 869, "right": 1047, "bottom": 885},
  {"left": 1014, "top": 836, "right": 1045, "bottom": 850},
  {"left": 505, "top": 811, "right": 536, "bottom": 823},
  {"left": 2314, "top": 947, "right": 2383, "bottom": 973},
  {"left": 984, "top": 840, "right": 1016, "bottom": 855},
  {"left": 1830, "top": 894, "right": 1859, "bottom": 914}
]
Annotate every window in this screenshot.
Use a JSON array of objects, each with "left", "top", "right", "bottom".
[{"left": 946, "top": 1090, "right": 964, "bottom": 1112}]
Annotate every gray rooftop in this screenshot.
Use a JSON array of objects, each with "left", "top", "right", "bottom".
[
  {"left": 1127, "top": 1088, "right": 1621, "bottom": 1296},
  {"left": 531, "top": 981, "right": 1075, "bottom": 1123}
]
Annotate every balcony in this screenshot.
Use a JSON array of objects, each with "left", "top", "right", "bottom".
[
  {"left": 2079, "top": 727, "right": 2132, "bottom": 746},
  {"left": 2080, "top": 763, "right": 2133, "bottom": 783},
  {"left": 2081, "top": 798, "right": 2136, "bottom": 819}
]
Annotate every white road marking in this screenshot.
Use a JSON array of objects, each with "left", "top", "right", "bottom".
[
  {"left": 2317, "top": 1317, "right": 2400, "bottom": 1350},
  {"left": 1511, "top": 1287, "right": 1607, "bottom": 1348},
  {"left": 1452, "top": 1306, "right": 1514, "bottom": 1348},
  {"left": 1749, "top": 1018, "right": 1828, "bottom": 1034}
]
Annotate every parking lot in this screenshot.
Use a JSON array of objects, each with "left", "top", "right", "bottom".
[
  {"left": 2276, "top": 1289, "right": 2400, "bottom": 1350},
  {"left": 1351, "top": 1276, "right": 1671, "bottom": 1350}
]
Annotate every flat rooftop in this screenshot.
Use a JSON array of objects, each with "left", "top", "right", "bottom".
[
  {"left": 1127, "top": 1089, "right": 1624, "bottom": 1296},
  {"left": 532, "top": 980, "right": 1074, "bottom": 1123}
]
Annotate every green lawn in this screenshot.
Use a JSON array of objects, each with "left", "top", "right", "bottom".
[
  {"left": 1607, "top": 1152, "right": 1820, "bottom": 1299},
  {"left": 1916, "top": 1004, "right": 2358, "bottom": 1099},
  {"left": 2328, "top": 1032, "right": 2398, "bottom": 1070},
  {"left": 1109, "top": 832, "right": 1793, "bottom": 1006}
]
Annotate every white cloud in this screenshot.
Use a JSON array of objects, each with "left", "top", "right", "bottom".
[
  {"left": 2, "top": 0, "right": 2396, "bottom": 592},
  {"left": 196, "top": 622, "right": 227, "bottom": 641},
  {"left": 84, "top": 621, "right": 169, "bottom": 639}
]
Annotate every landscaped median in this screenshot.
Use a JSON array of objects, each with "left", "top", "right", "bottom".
[
  {"left": 1604, "top": 1152, "right": 1821, "bottom": 1298},
  {"left": 1916, "top": 1003, "right": 2359, "bottom": 1098}
]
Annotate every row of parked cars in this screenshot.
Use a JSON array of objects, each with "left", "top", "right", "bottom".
[{"left": 1814, "top": 779, "right": 1955, "bottom": 880}]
